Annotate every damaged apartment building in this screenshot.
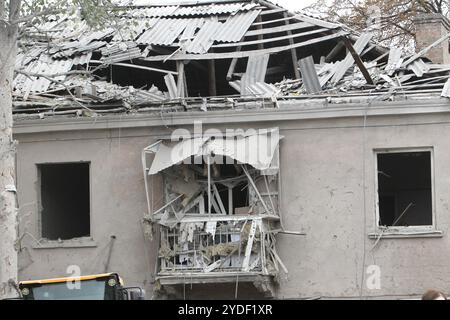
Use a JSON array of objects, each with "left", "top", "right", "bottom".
[{"left": 13, "top": 0, "right": 450, "bottom": 299}]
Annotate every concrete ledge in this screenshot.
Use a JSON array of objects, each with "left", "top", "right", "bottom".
[
  {"left": 12, "top": 98, "right": 450, "bottom": 134},
  {"left": 156, "top": 273, "right": 273, "bottom": 285},
  {"left": 32, "top": 238, "right": 97, "bottom": 249},
  {"left": 368, "top": 230, "right": 443, "bottom": 239}
]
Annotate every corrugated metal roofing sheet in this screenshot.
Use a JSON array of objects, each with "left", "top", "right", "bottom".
[
  {"left": 407, "top": 58, "right": 430, "bottom": 77},
  {"left": 183, "top": 18, "right": 222, "bottom": 54},
  {"left": 101, "top": 42, "right": 138, "bottom": 56},
  {"left": 385, "top": 47, "right": 403, "bottom": 76},
  {"left": 112, "top": 19, "right": 153, "bottom": 41},
  {"left": 72, "top": 52, "right": 92, "bottom": 65},
  {"left": 102, "top": 47, "right": 143, "bottom": 64},
  {"left": 174, "top": 3, "right": 242, "bottom": 16},
  {"left": 331, "top": 32, "right": 373, "bottom": 85},
  {"left": 78, "top": 28, "right": 116, "bottom": 46},
  {"left": 16, "top": 47, "right": 45, "bottom": 68},
  {"left": 14, "top": 55, "right": 74, "bottom": 94},
  {"left": 214, "top": 10, "right": 260, "bottom": 43},
  {"left": 441, "top": 78, "right": 450, "bottom": 98},
  {"left": 245, "top": 53, "right": 270, "bottom": 83},
  {"left": 179, "top": 18, "right": 205, "bottom": 42},
  {"left": 127, "top": 6, "right": 179, "bottom": 18},
  {"left": 137, "top": 18, "right": 189, "bottom": 45},
  {"left": 51, "top": 21, "right": 89, "bottom": 40},
  {"left": 246, "top": 82, "right": 280, "bottom": 97},
  {"left": 127, "top": 2, "right": 257, "bottom": 17},
  {"left": 298, "top": 55, "right": 322, "bottom": 94}
]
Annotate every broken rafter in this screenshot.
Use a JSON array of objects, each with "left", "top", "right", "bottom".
[
  {"left": 144, "top": 31, "right": 348, "bottom": 61},
  {"left": 251, "top": 14, "right": 299, "bottom": 26},
  {"left": 212, "top": 27, "right": 330, "bottom": 49},
  {"left": 226, "top": 46, "right": 241, "bottom": 81},
  {"left": 284, "top": 12, "right": 301, "bottom": 80},
  {"left": 245, "top": 21, "right": 314, "bottom": 37},
  {"left": 325, "top": 41, "right": 345, "bottom": 63},
  {"left": 339, "top": 35, "right": 374, "bottom": 85},
  {"left": 89, "top": 60, "right": 178, "bottom": 75}
]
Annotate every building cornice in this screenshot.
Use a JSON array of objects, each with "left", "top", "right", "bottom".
[{"left": 12, "top": 98, "right": 450, "bottom": 135}]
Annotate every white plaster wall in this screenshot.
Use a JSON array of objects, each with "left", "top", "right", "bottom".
[{"left": 15, "top": 111, "right": 450, "bottom": 299}]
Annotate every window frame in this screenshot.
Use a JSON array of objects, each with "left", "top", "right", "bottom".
[
  {"left": 36, "top": 161, "right": 92, "bottom": 241},
  {"left": 373, "top": 147, "right": 436, "bottom": 234}
]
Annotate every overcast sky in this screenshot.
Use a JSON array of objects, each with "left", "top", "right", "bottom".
[{"left": 131, "top": 0, "right": 317, "bottom": 10}]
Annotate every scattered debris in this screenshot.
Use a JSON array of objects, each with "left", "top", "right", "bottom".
[
  {"left": 142, "top": 129, "right": 287, "bottom": 287},
  {"left": 15, "top": 0, "right": 450, "bottom": 120}
]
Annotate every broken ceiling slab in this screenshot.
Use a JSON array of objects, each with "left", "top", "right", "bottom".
[
  {"left": 147, "top": 137, "right": 209, "bottom": 175},
  {"left": 146, "top": 128, "right": 282, "bottom": 175},
  {"left": 214, "top": 10, "right": 262, "bottom": 43}
]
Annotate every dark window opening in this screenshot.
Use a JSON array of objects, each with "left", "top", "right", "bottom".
[
  {"left": 377, "top": 151, "right": 432, "bottom": 227},
  {"left": 39, "top": 163, "right": 90, "bottom": 240},
  {"left": 191, "top": 160, "right": 249, "bottom": 215}
]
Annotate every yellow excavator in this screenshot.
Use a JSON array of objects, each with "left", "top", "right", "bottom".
[{"left": 17, "top": 273, "right": 145, "bottom": 300}]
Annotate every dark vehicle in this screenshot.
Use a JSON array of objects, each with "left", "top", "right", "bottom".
[{"left": 18, "top": 273, "right": 144, "bottom": 300}]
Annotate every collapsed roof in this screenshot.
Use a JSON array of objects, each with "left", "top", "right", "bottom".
[{"left": 13, "top": 0, "right": 450, "bottom": 119}]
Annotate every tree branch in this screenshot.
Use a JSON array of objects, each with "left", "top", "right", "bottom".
[
  {"left": 16, "top": 70, "right": 95, "bottom": 112},
  {"left": 10, "top": 8, "right": 62, "bottom": 25},
  {"left": 15, "top": 69, "right": 91, "bottom": 78}
]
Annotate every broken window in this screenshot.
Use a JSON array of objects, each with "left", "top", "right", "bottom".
[
  {"left": 377, "top": 150, "right": 433, "bottom": 227},
  {"left": 142, "top": 129, "right": 286, "bottom": 286},
  {"left": 39, "top": 163, "right": 90, "bottom": 240}
]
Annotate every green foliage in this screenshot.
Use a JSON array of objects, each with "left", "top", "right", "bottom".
[{"left": 13, "top": 0, "right": 120, "bottom": 30}]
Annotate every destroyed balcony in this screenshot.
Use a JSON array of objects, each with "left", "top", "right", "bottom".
[{"left": 142, "top": 128, "right": 286, "bottom": 296}]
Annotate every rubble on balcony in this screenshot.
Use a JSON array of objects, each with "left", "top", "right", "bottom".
[{"left": 142, "top": 128, "right": 286, "bottom": 296}]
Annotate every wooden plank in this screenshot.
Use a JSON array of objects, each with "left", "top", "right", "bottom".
[
  {"left": 324, "top": 41, "right": 344, "bottom": 62},
  {"left": 284, "top": 12, "right": 300, "bottom": 79},
  {"left": 361, "top": 44, "right": 376, "bottom": 57},
  {"left": 227, "top": 53, "right": 240, "bottom": 80},
  {"left": 208, "top": 59, "right": 216, "bottom": 96},
  {"left": 245, "top": 21, "right": 314, "bottom": 37},
  {"left": 331, "top": 32, "right": 373, "bottom": 85},
  {"left": 256, "top": 15, "right": 264, "bottom": 50},
  {"left": 251, "top": 15, "right": 299, "bottom": 26},
  {"left": 213, "top": 27, "right": 330, "bottom": 49},
  {"left": 341, "top": 36, "right": 374, "bottom": 85},
  {"left": 176, "top": 61, "right": 185, "bottom": 98},
  {"left": 212, "top": 183, "right": 227, "bottom": 215},
  {"left": 164, "top": 73, "right": 178, "bottom": 99},
  {"left": 242, "top": 219, "right": 257, "bottom": 271},
  {"left": 89, "top": 60, "right": 178, "bottom": 75},
  {"left": 259, "top": 8, "right": 287, "bottom": 16},
  {"left": 295, "top": 14, "right": 341, "bottom": 29},
  {"left": 144, "top": 31, "right": 348, "bottom": 61}
]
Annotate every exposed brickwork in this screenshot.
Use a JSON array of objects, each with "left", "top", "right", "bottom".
[{"left": 414, "top": 14, "right": 450, "bottom": 64}]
